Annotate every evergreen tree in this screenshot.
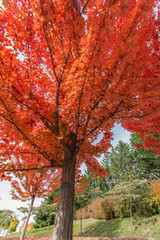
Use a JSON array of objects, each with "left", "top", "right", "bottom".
[
  {"left": 102, "top": 141, "right": 135, "bottom": 185},
  {"left": 102, "top": 134, "right": 160, "bottom": 186},
  {"left": 83, "top": 170, "right": 108, "bottom": 200},
  {"left": 130, "top": 133, "right": 160, "bottom": 179}
]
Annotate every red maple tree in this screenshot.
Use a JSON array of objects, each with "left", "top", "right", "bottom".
[
  {"left": 123, "top": 114, "right": 160, "bottom": 155},
  {"left": 11, "top": 169, "right": 61, "bottom": 240},
  {"left": 0, "top": 0, "right": 159, "bottom": 239}
]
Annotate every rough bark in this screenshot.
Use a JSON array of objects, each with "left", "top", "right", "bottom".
[
  {"left": 53, "top": 148, "right": 77, "bottom": 240},
  {"left": 20, "top": 195, "right": 35, "bottom": 240}
]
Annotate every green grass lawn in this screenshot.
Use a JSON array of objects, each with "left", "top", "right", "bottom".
[{"left": 1, "top": 215, "right": 160, "bottom": 239}]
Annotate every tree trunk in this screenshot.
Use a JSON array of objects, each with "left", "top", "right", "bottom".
[
  {"left": 20, "top": 195, "right": 35, "bottom": 240},
  {"left": 53, "top": 149, "right": 77, "bottom": 240},
  {"left": 80, "top": 208, "right": 82, "bottom": 236},
  {"left": 130, "top": 198, "right": 134, "bottom": 232}
]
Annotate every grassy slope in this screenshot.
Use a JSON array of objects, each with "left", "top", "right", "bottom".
[{"left": 2, "top": 215, "right": 160, "bottom": 239}]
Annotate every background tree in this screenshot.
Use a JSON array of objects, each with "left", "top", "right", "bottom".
[
  {"left": 83, "top": 170, "right": 108, "bottom": 200},
  {"left": 26, "top": 222, "right": 34, "bottom": 230},
  {"left": 109, "top": 178, "right": 151, "bottom": 231},
  {"left": 102, "top": 134, "right": 160, "bottom": 186},
  {"left": 42, "top": 189, "right": 59, "bottom": 205},
  {"left": 0, "top": 0, "right": 159, "bottom": 239},
  {"left": 130, "top": 133, "right": 160, "bottom": 179},
  {"left": 9, "top": 216, "right": 19, "bottom": 233},
  {"left": 11, "top": 169, "right": 61, "bottom": 240},
  {"left": 102, "top": 141, "right": 134, "bottom": 185},
  {"left": 34, "top": 203, "right": 57, "bottom": 228},
  {"left": 17, "top": 206, "right": 36, "bottom": 225},
  {"left": 0, "top": 209, "right": 13, "bottom": 230}
]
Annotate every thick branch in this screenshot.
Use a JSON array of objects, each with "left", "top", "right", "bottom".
[
  {"left": 40, "top": 0, "right": 58, "bottom": 82},
  {"left": 112, "top": 114, "right": 149, "bottom": 120},
  {"left": 2, "top": 165, "right": 62, "bottom": 172},
  {"left": 55, "top": 55, "right": 70, "bottom": 136},
  {"left": 55, "top": 81, "right": 60, "bottom": 136},
  {"left": 50, "top": 1, "right": 66, "bottom": 62}
]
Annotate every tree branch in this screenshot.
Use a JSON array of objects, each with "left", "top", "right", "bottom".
[
  {"left": 40, "top": 0, "right": 58, "bottom": 82},
  {"left": 0, "top": 152, "right": 39, "bottom": 156},
  {"left": 86, "top": 100, "right": 124, "bottom": 137},
  {"left": 0, "top": 98, "right": 50, "bottom": 161},
  {"left": 13, "top": 96, "right": 56, "bottom": 134},
  {"left": 76, "top": 8, "right": 109, "bottom": 135},
  {"left": 2, "top": 165, "right": 62, "bottom": 172}
]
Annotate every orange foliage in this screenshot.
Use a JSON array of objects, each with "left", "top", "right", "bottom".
[
  {"left": 75, "top": 198, "right": 105, "bottom": 220},
  {"left": 0, "top": 0, "right": 159, "bottom": 181},
  {"left": 26, "top": 222, "right": 34, "bottom": 230},
  {"left": 75, "top": 196, "right": 116, "bottom": 220},
  {"left": 151, "top": 179, "right": 160, "bottom": 203},
  {"left": 11, "top": 169, "right": 61, "bottom": 201}
]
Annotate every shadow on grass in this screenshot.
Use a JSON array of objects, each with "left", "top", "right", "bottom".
[{"left": 79, "top": 219, "right": 122, "bottom": 238}]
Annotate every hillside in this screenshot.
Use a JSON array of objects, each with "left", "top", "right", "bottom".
[{"left": 1, "top": 215, "right": 160, "bottom": 240}]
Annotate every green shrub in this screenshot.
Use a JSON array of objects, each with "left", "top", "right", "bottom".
[
  {"left": 113, "top": 195, "right": 159, "bottom": 218},
  {"left": 135, "top": 195, "right": 159, "bottom": 217},
  {"left": 101, "top": 196, "right": 116, "bottom": 220},
  {"left": 114, "top": 198, "right": 130, "bottom": 218}
]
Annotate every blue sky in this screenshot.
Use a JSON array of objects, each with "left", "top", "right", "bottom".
[{"left": 111, "top": 123, "right": 131, "bottom": 148}]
